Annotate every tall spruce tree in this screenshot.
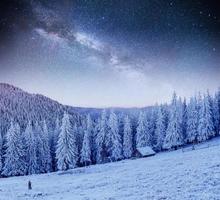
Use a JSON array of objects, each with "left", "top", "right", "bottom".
[
  {"left": 181, "top": 98, "right": 188, "bottom": 141},
  {"left": 42, "top": 120, "right": 52, "bottom": 172},
  {"left": 35, "top": 121, "right": 44, "bottom": 173},
  {"left": 123, "top": 115, "right": 133, "bottom": 158},
  {"left": 197, "top": 93, "right": 215, "bottom": 142},
  {"left": 51, "top": 117, "right": 60, "bottom": 171},
  {"left": 108, "top": 111, "right": 122, "bottom": 161},
  {"left": 154, "top": 106, "right": 166, "bottom": 151},
  {"left": 136, "top": 111, "right": 148, "bottom": 148},
  {"left": 2, "top": 122, "right": 26, "bottom": 176},
  {"left": 80, "top": 115, "right": 92, "bottom": 166},
  {"left": 213, "top": 91, "right": 220, "bottom": 135},
  {"left": 96, "top": 110, "right": 108, "bottom": 164},
  {"left": 25, "top": 121, "right": 38, "bottom": 175},
  {"left": 145, "top": 113, "right": 153, "bottom": 147},
  {"left": 56, "top": 112, "right": 78, "bottom": 170},
  {"left": 0, "top": 130, "right": 2, "bottom": 173},
  {"left": 163, "top": 92, "right": 183, "bottom": 149},
  {"left": 186, "top": 97, "right": 198, "bottom": 143},
  {"left": 217, "top": 88, "right": 220, "bottom": 134},
  {"left": 206, "top": 92, "right": 215, "bottom": 138}
]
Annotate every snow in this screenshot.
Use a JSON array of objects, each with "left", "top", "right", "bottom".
[
  {"left": 1, "top": 138, "right": 220, "bottom": 200},
  {"left": 136, "top": 146, "right": 156, "bottom": 156}
]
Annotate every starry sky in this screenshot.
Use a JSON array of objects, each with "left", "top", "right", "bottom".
[{"left": 0, "top": 0, "right": 220, "bottom": 107}]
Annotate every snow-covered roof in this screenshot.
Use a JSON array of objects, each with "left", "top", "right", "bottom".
[{"left": 136, "top": 146, "right": 156, "bottom": 156}]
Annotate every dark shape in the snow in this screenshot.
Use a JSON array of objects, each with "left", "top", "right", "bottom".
[{"left": 28, "top": 180, "right": 32, "bottom": 190}]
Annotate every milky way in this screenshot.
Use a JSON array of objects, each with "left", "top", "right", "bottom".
[{"left": 0, "top": 0, "right": 220, "bottom": 107}]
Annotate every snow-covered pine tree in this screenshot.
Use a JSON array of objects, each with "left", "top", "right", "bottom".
[
  {"left": 80, "top": 115, "right": 92, "bottom": 166},
  {"left": 41, "top": 120, "right": 52, "bottom": 172},
  {"left": 186, "top": 97, "right": 198, "bottom": 143},
  {"left": 154, "top": 106, "right": 166, "bottom": 151},
  {"left": 108, "top": 111, "right": 122, "bottom": 161},
  {"left": 51, "top": 117, "right": 60, "bottom": 171},
  {"left": 177, "top": 97, "right": 185, "bottom": 141},
  {"left": 136, "top": 111, "right": 148, "bottom": 148},
  {"left": 213, "top": 90, "right": 220, "bottom": 135},
  {"left": 197, "top": 93, "right": 215, "bottom": 142},
  {"left": 217, "top": 88, "right": 220, "bottom": 134},
  {"left": 34, "top": 121, "right": 44, "bottom": 173},
  {"left": 96, "top": 110, "right": 108, "bottom": 164},
  {"left": 162, "top": 104, "right": 169, "bottom": 130},
  {"left": 145, "top": 113, "right": 154, "bottom": 147},
  {"left": 92, "top": 118, "right": 100, "bottom": 163},
  {"left": 0, "top": 129, "right": 2, "bottom": 173},
  {"left": 163, "top": 92, "right": 184, "bottom": 149},
  {"left": 197, "top": 95, "right": 207, "bottom": 142},
  {"left": 206, "top": 92, "right": 215, "bottom": 138},
  {"left": 149, "top": 108, "right": 158, "bottom": 147},
  {"left": 25, "top": 121, "right": 38, "bottom": 175},
  {"left": 123, "top": 115, "right": 133, "bottom": 158},
  {"left": 71, "top": 123, "right": 79, "bottom": 166},
  {"left": 2, "top": 122, "right": 26, "bottom": 176},
  {"left": 76, "top": 123, "right": 85, "bottom": 159},
  {"left": 181, "top": 98, "right": 187, "bottom": 141},
  {"left": 56, "top": 112, "right": 78, "bottom": 170},
  {"left": 89, "top": 118, "right": 97, "bottom": 164}
]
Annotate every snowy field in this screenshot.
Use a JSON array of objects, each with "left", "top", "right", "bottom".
[{"left": 1, "top": 139, "right": 220, "bottom": 200}]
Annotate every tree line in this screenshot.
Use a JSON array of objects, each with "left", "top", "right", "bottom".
[{"left": 0, "top": 89, "right": 219, "bottom": 177}]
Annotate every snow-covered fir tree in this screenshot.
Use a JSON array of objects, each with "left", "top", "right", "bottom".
[
  {"left": 35, "top": 121, "right": 44, "bottom": 173},
  {"left": 0, "top": 130, "right": 2, "bottom": 173},
  {"left": 25, "top": 121, "right": 38, "bottom": 175},
  {"left": 206, "top": 92, "right": 215, "bottom": 138},
  {"left": 186, "top": 97, "right": 198, "bottom": 143},
  {"left": 217, "top": 88, "right": 220, "bottom": 133},
  {"left": 213, "top": 90, "right": 220, "bottom": 135},
  {"left": 154, "top": 106, "right": 166, "bottom": 151},
  {"left": 92, "top": 118, "right": 100, "bottom": 163},
  {"left": 181, "top": 98, "right": 188, "bottom": 141},
  {"left": 136, "top": 112, "right": 148, "bottom": 148},
  {"left": 56, "top": 112, "right": 78, "bottom": 170},
  {"left": 41, "top": 120, "right": 52, "bottom": 172},
  {"left": 76, "top": 123, "right": 85, "bottom": 160},
  {"left": 197, "top": 95, "right": 207, "bottom": 142},
  {"left": 72, "top": 124, "right": 79, "bottom": 165},
  {"left": 90, "top": 118, "right": 97, "bottom": 164},
  {"left": 197, "top": 93, "right": 215, "bottom": 142},
  {"left": 123, "top": 115, "right": 133, "bottom": 158},
  {"left": 80, "top": 115, "right": 92, "bottom": 166},
  {"left": 163, "top": 92, "right": 183, "bottom": 149},
  {"left": 145, "top": 113, "right": 154, "bottom": 146},
  {"left": 51, "top": 117, "right": 60, "bottom": 171},
  {"left": 149, "top": 108, "right": 158, "bottom": 146},
  {"left": 2, "top": 122, "right": 26, "bottom": 176},
  {"left": 108, "top": 111, "right": 122, "bottom": 161},
  {"left": 96, "top": 110, "right": 108, "bottom": 164}
]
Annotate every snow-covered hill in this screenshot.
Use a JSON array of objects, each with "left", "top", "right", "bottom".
[
  {"left": 1, "top": 138, "right": 220, "bottom": 200},
  {"left": 0, "top": 83, "right": 83, "bottom": 135}
]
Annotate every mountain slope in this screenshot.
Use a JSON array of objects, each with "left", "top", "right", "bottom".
[
  {"left": 0, "top": 83, "right": 82, "bottom": 135},
  {"left": 0, "top": 83, "right": 149, "bottom": 135},
  {"left": 1, "top": 138, "right": 220, "bottom": 200}
]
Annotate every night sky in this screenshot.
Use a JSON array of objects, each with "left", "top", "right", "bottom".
[{"left": 0, "top": 0, "right": 220, "bottom": 107}]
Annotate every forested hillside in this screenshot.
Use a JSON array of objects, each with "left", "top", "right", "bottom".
[
  {"left": 0, "top": 83, "right": 83, "bottom": 133},
  {"left": 0, "top": 83, "right": 219, "bottom": 178}
]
